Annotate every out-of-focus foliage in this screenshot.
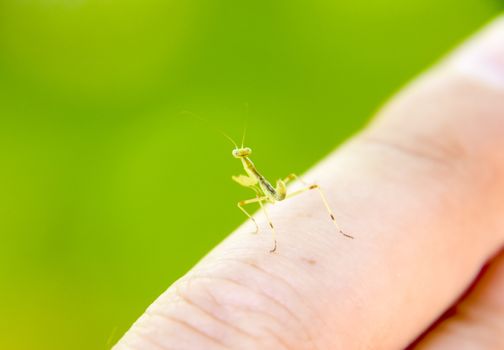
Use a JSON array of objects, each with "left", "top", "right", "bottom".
[{"left": 0, "top": 0, "right": 501, "bottom": 349}]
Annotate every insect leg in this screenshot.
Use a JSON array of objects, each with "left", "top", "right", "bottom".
[
  {"left": 257, "top": 198, "right": 278, "bottom": 253},
  {"left": 237, "top": 196, "right": 268, "bottom": 234},
  {"left": 286, "top": 184, "right": 354, "bottom": 239}
]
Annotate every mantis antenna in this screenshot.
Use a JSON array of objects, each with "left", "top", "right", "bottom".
[
  {"left": 241, "top": 103, "right": 249, "bottom": 148},
  {"left": 179, "top": 110, "right": 239, "bottom": 149},
  {"left": 241, "top": 123, "right": 247, "bottom": 148},
  {"left": 220, "top": 129, "right": 239, "bottom": 150}
]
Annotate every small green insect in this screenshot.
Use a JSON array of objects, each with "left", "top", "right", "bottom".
[{"left": 228, "top": 133, "right": 353, "bottom": 253}]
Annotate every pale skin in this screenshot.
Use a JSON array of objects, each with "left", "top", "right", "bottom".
[
  {"left": 114, "top": 18, "right": 504, "bottom": 349},
  {"left": 232, "top": 146, "right": 353, "bottom": 252}
]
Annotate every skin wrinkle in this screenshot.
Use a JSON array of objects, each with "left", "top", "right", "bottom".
[
  {"left": 373, "top": 73, "right": 504, "bottom": 178},
  {"left": 145, "top": 309, "right": 229, "bottom": 349},
  {"left": 185, "top": 273, "right": 313, "bottom": 349},
  {"left": 211, "top": 257, "right": 321, "bottom": 349},
  {"left": 176, "top": 274, "right": 306, "bottom": 349},
  {"left": 195, "top": 275, "right": 262, "bottom": 339},
  {"left": 260, "top": 327, "right": 293, "bottom": 350},
  {"left": 173, "top": 279, "right": 262, "bottom": 348},
  {"left": 353, "top": 133, "right": 478, "bottom": 204},
  {"left": 211, "top": 274, "right": 304, "bottom": 349},
  {"left": 368, "top": 77, "right": 497, "bottom": 161},
  {"left": 173, "top": 277, "right": 259, "bottom": 341},
  {"left": 358, "top": 134, "right": 455, "bottom": 166},
  {"left": 354, "top": 129, "right": 501, "bottom": 242}
]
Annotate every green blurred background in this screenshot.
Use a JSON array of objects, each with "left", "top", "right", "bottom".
[{"left": 0, "top": 0, "right": 501, "bottom": 349}]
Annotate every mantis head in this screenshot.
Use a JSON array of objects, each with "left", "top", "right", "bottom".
[{"left": 232, "top": 147, "right": 252, "bottom": 158}]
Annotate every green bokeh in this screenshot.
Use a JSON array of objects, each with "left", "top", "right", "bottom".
[{"left": 0, "top": 1, "right": 501, "bottom": 349}]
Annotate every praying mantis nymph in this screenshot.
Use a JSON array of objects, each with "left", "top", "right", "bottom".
[{"left": 230, "top": 138, "right": 354, "bottom": 253}]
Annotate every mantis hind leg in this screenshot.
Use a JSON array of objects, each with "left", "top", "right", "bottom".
[
  {"left": 257, "top": 199, "right": 277, "bottom": 253},
  {"left": 285, "top": 174, "right": 354, "bottom": 239},
  {"left": 237, "top": 196, "right": 266, "bottom": 234},
  {"left": 237, "top": 196, "right": 278, "bottom": 253}
]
